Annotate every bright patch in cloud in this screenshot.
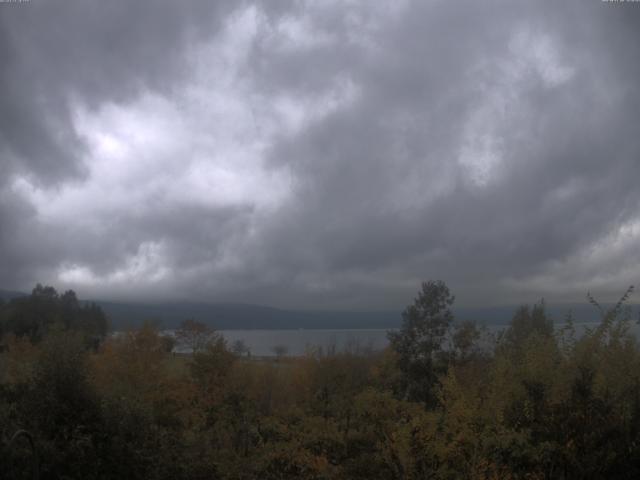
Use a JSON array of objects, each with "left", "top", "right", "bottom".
[{"left": 58, "top": 241, "right": 170, "bottom": 286}]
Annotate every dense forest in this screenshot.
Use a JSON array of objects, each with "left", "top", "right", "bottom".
[{"left": 1, "top": 281, "right": 640, "bottom": 479}]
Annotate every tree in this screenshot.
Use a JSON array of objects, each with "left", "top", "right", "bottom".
[
  {"left": 0, "top": 285, "right": 108, "bottom": 344},
  {"left": 3, "top": 284, "right": 60, "bottom": 342},
  {"left": 451, "top": 320, "right": 483, "bottom": 364},
  {"left": 175, "top": 319, "right": 213, "bottom": 354},
  {"left": 232, "top": 339, "right": 251, "bottom": 357},
  {"left": 388, "top": 280, "right": 455, "bottom": 406},
  {"left": 272, "top": 344, "right": 289, "bottom": 360},
  {"left": 500, "top": 301, "right": 553, "bottom": 353},
  {"left": 22, "top": 329, "right": 103, "bottom": 479},
  {"left": 190, "top": 335, "right": 236, "bottom": 399}
]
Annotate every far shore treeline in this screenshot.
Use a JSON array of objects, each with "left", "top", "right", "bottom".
[{"left": 2, "top": 281, "right": 640, "bottom": 478}]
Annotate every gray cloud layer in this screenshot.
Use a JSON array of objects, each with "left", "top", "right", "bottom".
[{"left": 1, "top": 0, "right": 639, "bottom": 309}]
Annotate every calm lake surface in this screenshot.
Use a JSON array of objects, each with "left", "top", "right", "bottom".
[
  {"left": 172, "top": 321, "right": 640, "bottom": 357},
  {"left": 217, "top": 329, "right": 390, "bottom": 356}
]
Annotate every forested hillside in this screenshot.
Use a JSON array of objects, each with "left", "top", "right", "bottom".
[{"left": 2, "top": 282, "right": 640, "bottom": 479}]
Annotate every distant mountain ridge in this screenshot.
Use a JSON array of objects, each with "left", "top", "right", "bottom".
[
  {"left": 96, "top": 300, "right": 401, "bottom": 330},
  {"left": 1, "top": 288, "right": 637, "bottom": 330},
  {"left": 90, "top": 298, "right": 640, "bottom": 330},
  {"left": 0, "top": 289, "right": 28, "bottom": 301}
]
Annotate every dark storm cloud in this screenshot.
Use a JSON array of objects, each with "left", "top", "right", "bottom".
[
  {"left": 0, "top": 0, "right": 241, "bottom": 288},
  {"left": 0, "top": 0, "right": 238, "bottom": 184},
  {"left": 1, "top": 0, "right": 640, "bottom": 308},
  {"left": 245, "top": 0, "right": 640, "bottom": 306}
]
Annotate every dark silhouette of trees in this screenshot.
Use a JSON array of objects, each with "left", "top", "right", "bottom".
[
  {"left": 232, "top": 339, "right": 250, "bottom": 357},
  {"left": 388, "top": 280, "right": 455, "bottom": 406},
  {"left": 500, "top": 301, "right": 553, "bottom": 352},
  {"left": 271, "top": 344, "right": 288, "bottom": 359},
  {"left": 175, "top": 318, "right": 213, "bottom": 354},
  {"left": 0, "top": 284, "right": 108, "bottom": 344}
]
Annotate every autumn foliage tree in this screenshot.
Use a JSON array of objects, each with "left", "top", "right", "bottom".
[
  {"left": 2, "top": 282, "right": 640, "bottom": 479},
  {"left": 175, "top": 318, "right": 213, "bottom": 354}
]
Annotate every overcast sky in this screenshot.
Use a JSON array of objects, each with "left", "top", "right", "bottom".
[{"left": 1, "top": 0, "right": 639, "bottom": 309}]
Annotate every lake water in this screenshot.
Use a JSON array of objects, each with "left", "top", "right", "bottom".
[{"left": 217, "top": 329, "right": 390, "bottom": 356}]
